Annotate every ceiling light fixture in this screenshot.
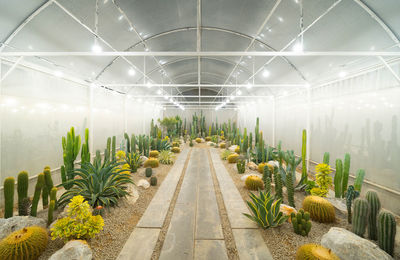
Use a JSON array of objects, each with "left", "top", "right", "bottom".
[
  {"left": 128, "top": 68, "right": 136, "bottom": 76},
  {"left": 338, "top": 71, "right": 347, "bottom": 78},
  {"left": 246, "top": 82, "right": 252, "bottom": 89},
  {"left": 293, "top": 42, "right": 303, "bottom": 52},
  {"left": 118, "top": 15, "right": 124, "bottom": 21},
  {"left": 262, "top": 69, "right": 270, "bottom": 78},
  {"left": 92, "top": 44, "right": 102, "bottom": 53},
  {"left": 237, "top": 90, "right": 242, "bottom": 95},
  {"left": 157, "top": 89, "right": 162, "bottom": 95},
  {"left": 278, "top": 17, "right": 284, "bottom": 22},
  {"left": 146, "top": 82, "right": 152, "bottom": 88}
]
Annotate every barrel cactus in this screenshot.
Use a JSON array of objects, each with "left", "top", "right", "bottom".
[
  {"left": 219, "top": 143, "right": 226, "bottom": 149},
  {"left": 302, "top": 196, "right": 335, "bottom": 223},
  {"left": 171, "top": 147, "right": 181, "bottom": 153},
  {"left": 296, "top": 243, "right": 340, "bottom": 260},
  {"left": 0, "top": 226, "right": 48, "bottom": 260},
  {"left": 352, "top": 198, "right": 369, "bottom": 237},
  {"left": 143, "top": 158, "right": 159, "bottom": 168},
  {"left": 257, "top": 163, "right": 273, "bottom": 174},
  {"left": 377, "top": 210, "right": 396, "bottom": 256},
  {"left": 150, "top": 177, "right": 157, "bottom": 186},
  {"left": 245, "top": 176, "right": 264, "bottom": 191},
  {"left": 227, "top": 153, "right": 239, "bottom": 163},
  {"left": 366, "top": 190, "right": 381, "bottom": 240},
  {"left": 149, "top": 150, "right": 159, "bottom": 158}
]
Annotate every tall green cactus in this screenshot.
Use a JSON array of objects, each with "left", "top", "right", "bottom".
[
  {"left": 354, "top": 169, "right": 365, "bottom": 192},
  {"left": 301, "top": 129, "right": 307, "bottom": 182},
  {"left": 48, "top": 200, "right": 55, "bottom": 226},
  {"left": 323, "top": 152, "right": 330, "bottom": 165},
  {"left": 366, "top": 190, "right": 381, "bottom": 240},
  {"left": 334, "top": 159, "right": 343, "bottom": 198},
  {"left": 61, "top": 127, "right": 81, "bottom": 190},
  {"left": 50, "top": 187, "right": 58, "bottom": 210},
  {"left": 286, "top": 165, "right": 295, "bottom": 208},
  {"left": 263, "top": 165, "right": 272, "bottom": 194},
  {"left": 131, "top": 134, "right": 136, "bottom": 153},
  {"left": 43, "top": 167, "right": 53, "bottom": 209},
  {"left": 124, "top": 133, "right": 131, "bottom": 153},
  {"left": 342, "top": 153, "right": 350, "bottom": 197},
  {"left": 274, "top": 167, "right": 283, "bottom": 202},
  {"left": 112, "top": 136, "right": 116, "bottom": 161},
  {"left": 81, "top": 128, "right": 90, "bottom": 165},
  {"left": 249, "top": 132, "right": 253, "bottom": 150},
  {"left": 4, "top": 177, "right": 15, "bottom": 218},
  {"left": 255, "top": 117, "right": 259, "bottom": 145},
  {"left": 17, "top": 171, "right": 29, "bottom": 216},
  {"left": 345, "top": 185, "right": 359, "bottom": 223},
  {"left": 377, "top": 210, "right": 396, "bottom": 256},
  {"left": 352, "top": 198, "right": 369, "bottom": 237},
  {"left": 31, "top": 173, "right": 45, "bottom": 217},
  {"left": 104, "top": 137, "right": 111, "bottom": 163},
  {"left": 42, "top": 185, "right": 48, "bottom": 209}
]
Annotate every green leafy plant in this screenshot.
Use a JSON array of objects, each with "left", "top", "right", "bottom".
[
  {"left": 243, "top": 190, "right": 288, "bottom": 229},
  {"left": 58, "top": 160, "right": 133, "bottom": 208},
  {"left": 158, "top": 150, "right": 174, "bottom": 165},
  {"left": 51, "top": 195, "right": 104, "bottom": 242},
  {"left": 310, "top": 163, "right": 332, "bottom": 197}
]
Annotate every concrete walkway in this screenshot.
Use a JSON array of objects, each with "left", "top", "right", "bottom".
[{"left": 117, "top": 147, "right": 273, "bottom": 260}]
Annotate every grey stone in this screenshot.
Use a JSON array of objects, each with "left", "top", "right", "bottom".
[
  {"left": 233, "top": 229, "right": 273, "bottom": 260},
  {"left": 194, "top": 240, "right": 228, "bottom": 260},
  {"left": 321, "top": 227, "right": 393, "bottom": 260},
  {"left": 117, "top": 228, "right": 160, "bottom": 260},
  {"left": 0, "top": 216, "right": 46, "bottom": 240},
  {"left": 49, "top": 240, "right": 92, "bottom": 260},
  {"left": 137, "top": 179, "right": 150, "bottom": 189}
]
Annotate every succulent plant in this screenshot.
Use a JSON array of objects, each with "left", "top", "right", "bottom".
[
  {"left": 257, "top": 163, "right": 273, "bottom": 174},
  {"left": 352, "top": 198, "right": 369, "bottom": 237},
  {"left": 377, "top": 210, "right": 396, "bottom": 256},
  {"left": 292, "top": 209, "right": 312, "bottom": 236},
  {"left": 195, "top": 138, "right": 202, "bottom": 143},
  {"left": 236, "top": 159, "right": 246, "bottom": 174},
  {"left": 302, "top": 196, "right": 335, "bottom": 223},
  {"left": 366, "top": 190, "right": 381, "bottom": 240},
  {"left": 17, "top": 171, "right": 29, "bottom": 216},
  {"left": 3, "top": 177, "right": 15, "bottom": 218},
  {"left": 150, "top": 177, "right": 157, "bottom": 186},
  {"left": 345, "top": 185, "right": 359, "bottom": 223},
  {"left": 245, "top": 175, "right": 264, "bottom": 191},
  {"left": 145, "top": 167, "right": 153, "bottom": 177},
  {"left": 219, "top": 143, "right": 226, "bottom": 149},
  {"left": 143, "top": 158, "right": 159, "bottom": 168},
  {"left": 149, "top": 150, "right": 160, "bottom": 158},
  {"left": 227, "top": 153, "right": 239, "bottom": 163},
  {"left": 171, "top": 147, "right": 181, "bottom": 153},
  {"left": 30, "top": 173, "right": 45, "bottom": 217},
  {"left": 296, "top": 243, "right": 340, "bottom": 260}
]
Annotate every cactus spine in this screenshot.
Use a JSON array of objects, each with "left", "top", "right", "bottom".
[
  {"left": 334, "top": 159, "right": 343, "bottom": 198},
  {"left": 345, "top": 185, "right": 359, "bottom": 223},
  {"left": 323, "top": 152, "right": 330, "bottom": 165},
  {"left": 30, "top": 173, "right": 45, "bottom": 217},
  {"left": 4, "top": 177, "right": 15, "bottom": 218},
  {"left": 352, "top": 198, "right": 369, "bottom": 237},
  {"left": 342, "top": 153, "right": 350, "bottom": 197},
  {"left": 366, "top": 190, "right": 380, "bottom": 240},
  {"left": 377, "top": 210, "right": 396, "bottom": 256},
  {"left": 301, "top": 129, "right": 307, "bottom": 182},
  {"left": 17, "top": 171, "right": 29, "bottom": 216},
  {"left": 292, "top": 209, "right": 312, "bottom": 236}
]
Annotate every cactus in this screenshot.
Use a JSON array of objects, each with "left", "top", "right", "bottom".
[
  {"left": 286, "top": 165, "right": 295, "bottom": 208},
  {"left": 377, "top": 210, "right": 396, "bottom": 256},
  {"left": 47, "top": 200, "right": 55, "bottom": 226},
  {"left": 42, "top": 185, "right": 48, "bottom": 209},
  {"left": 50, "top": 187, "right": 58, "bottom": 210},
  {"left": 105, "top": 137, "right": 111, "bottom": 163},
  {"left": 342, "top": 153, "right": 350, "bottom": 197},
  {"left": 345, "top": 185, "right": 359, "bottom": 223},
  {"left": 323, "top": 152, "right": 330, "bottom": 165},
  {"left": 255, "top": 117, "right": 259, "bottom": 145},
  {"left": 150, "top": 177, "right": 157, "bottom": 186},
  {"left": 44, "top": 168, "right": 54, "bottom": 198},
  {"left": 0, "top": 226, "right": 48, "bottom": 259},
  {"left": 354, "top": 169, "right": 365, "bottom": 192},
  {"left": 149, "top": 150, "right": 160, "bottom": 158},
  {"left": 171, "top": 147, "right": 180, "bottom": 153},
  {"left": 61, "top": 127, "right": 81, "bottom": 190},
  {"left": 296, "top": 244, "right": 340, "bottom": 260},
  {"left": 245, "top": 176, "right": 264, "bottom": 190},
  {"left": 81, "top": 128, "right": 90, "bottom": 165},
  {"left": 300, "top": 129, "right": 307, "bottom": 182},
  {"left": 366, "top": 190, "right": 381, "bottom": 240},
  {"left": 274, "top": 169, "right": 283, "bottom": 201},
  {"left": 227, "top": 153, "right": 239, "bottom": 163},
  {"left": 145, "top": 168, "right": 153, "bottom": 177},
  {"left": 292, "top": 209, "right": 312, "bottom": 236},
  {"left": 17, "top": 171, "right": 29, "bottom": 216},
  {"left": 124, "top": 133, "right": 131, "bottom": 153},
  {"left": 352, "top": 198, "right": 369, "bottom": 237},
  {"left": 112, "top": 136, "right": 116, "bottom": 161},
  {"left": 236, "top": 160, "right": 245, "bottom": 174},
  {"left": 334, "top": 159, "right": 343, "bottom": 198},
  {"left": 4, "top": 177, "right": 15, "bottom": 218},
  {"left": 30, "top": 173, "right": 45, "bottom": 217},
  {"left": 302, "top": 196, "right": 336, "bottom": 223},
  {"left": 262, "top": 163, "right": 272, "bottom": 193}
]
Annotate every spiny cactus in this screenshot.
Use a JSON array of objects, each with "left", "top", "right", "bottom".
[
  {"left": 334, "top": 159, "right": 343, "bottom": 198},
  {"left": 296, "top": 244, "right": 340, "bottom": 260},
  {"left": 354, "top": 169, "right": 365, "bottom": 192},
  {"left": 274, "top": 169, "right": 283, "bottom": 201},
  {"left": 302, "top": 196, "right": 335, "bottom": 223},
  {"left": 301, "top": 129, "right": 308, "bottom": 183},
  {"left": 143, "top": 158, "right": 159, "bottom": 168},
  {"left": 50, "top": 187, "right": 57, "bottom": 210},
  {"left": 0, "top": 226, "right": 48, "bottom": 259},
  {"left": 262, "top": 164, "right": 272, "bottom": 193},
  {"left": 342, "top": 153, "right": 350, "bottom": 197},
  {"left": 62, "top": 127, "right": 81, "bottom": 190},
  {"left": 4, "top": 177, "right": 15, "bottom": 218},
  {"left": 323, "top": 152, "right": 330, "bottom": 165},
  {"left": 352, "top": 198, "right": 369, "bottom": 237},
  {"left": 145, "top": 168, "right": 153, "bottom": 177},
  {"left": 377, "top": 210, "right": 396, "bottom": 256},
  {"left": 112, "top": 136, "right": 116, "bottom": 161},
  {"left": 286, "top": 168, "right": 295, "bottom": 208},
  {"left": 236, "top": 159, "right": 245, "bottom": 174},
  {"left": 227, "top": 153, "right": 239, "bottom": 163},
  {"left": 17, "top": 171, "right": 29, "bottom": 216},
  {"left": 292, "top": 209, "right": 312, "bottom": 236},
  {"left": 366, "top": 190, "right": 381, "bottom": 240},
  {"left": 171, "top": 147, "right": 180, "bottom": 153},
  {"left": 149, "top": 150, "right": 159, "bottom": 158},
  {"left": 81, "top": 128, "right": 90, "bottom": 165},
  {"left": 30, "top": 173, "right": 45, "bottom": 217},
  {"left": 150, "top": 177, "right": 157, "bottom": 186},
  {"left": 48, "top": 200, "right": 55, "bottom": 226},
  {"left": 41, "top": 185, "right": 48, "bottom": 209},
  {"left": 44, "top": 167, "right": 54, "bottom": 199},
  {"left": 345, "top": 185, "right": 359, "bottom": 223},
  {"left": 245, "top": 176, "right": 264, "bottom": 191}
]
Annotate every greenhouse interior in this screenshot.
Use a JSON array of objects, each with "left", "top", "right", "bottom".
[{"left": 0, "top": 0, "right": 399, "bottom": 259}]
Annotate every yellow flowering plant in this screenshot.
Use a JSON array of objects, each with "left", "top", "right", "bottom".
[
  {"left": 310, "top": 163, "right": 333, "bottom": 197},
  {"left": 51, "top": 195, "right": 104, "bottom": 242}
]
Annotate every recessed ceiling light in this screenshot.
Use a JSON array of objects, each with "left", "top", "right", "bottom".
[
  {"left": 293, "top": 42, "right": 303, "bottom": 52},
  {"left": 268, "top": 28, "right": 272, "bottom": 32},
  {"left": 246, "top": 82, "right": 252, "bottom": 89},
  {"left": 157, "top": 89, "right": 162, "bottom": 95},
  {"left": 128, "top": 68, "right": 136, "bottom": 76},
  {"left": 262, "top": 70, "right": 270, "bottom": 78},
  {"left": 118, "top": 15, "right": 124, "bottom": 21},
  {"left": 237, "top": 90, "right": 242, "bottom": 95},
  {"left": 339, "top": 71, "right": 347, "bottom": 78},
  {"left": 278, "top": 17, "right": 284, "bottom": 22},
  {"left": 92, "top": 44, "right": 102, "bottom": 53},
  {"left": 54, "top": 71, "right": 63, "bottom": 77}
]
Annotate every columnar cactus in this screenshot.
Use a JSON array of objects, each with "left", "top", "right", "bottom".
[
  {"left": 17, "top": 171, "right": 29, "bottom": 216},
  {"left": 366, "top": 190, "right": 381, "bottom": 240},
  {"left": 48, "top": 200, "right": 55, "bottom": 226},
  {"left": 30, "top": 173, "right": 45, "bottom": 217},
  {"left": 112, "top": 136, "right": 116, "bottom": 161},
  {"left": 61, "top": 127, "right": 81, "bottom": 190},
  {"left": 323, "top": 152, "right": 330, "bottom": 165},
  {"left": 354, "top": 169, "right": 365, "bottom": 192},
  {"left": 342, "top": 153, "right": 350, "bottom": 197},
  {"left": 81, "top": 128, "right": 90, "bottom": 165},
  {"left": 377, "top": 210, "right": 396, "bottom": 256},
  {"left": 286, "top": 169, "right": 295, "bottom": 208},
  {"left": 50, "top": 187, "right": 58, "bottom": 210},
  {"left": 352, "top": 198, "right": 369, "bottom": 237},
  {"left": 262, "top": 165, "right": 272, "bottom": 193},
  {"left": 124, "top": 133, "right": 131, "bottom": 153},
  {"left": 274, "top": 168, "right": 283, "bottom": 201},
  {"left": 334, "top": 159, "right": 343, "bottom": 198},
  {"left": 301, "top": 129, "right": 307, "bottom": 182},
  {"left": 4, "top": 177, "right": 15, "bottom": 218},
  {"left": 345, "top": 185, "right": 359, "bottom": 223}
]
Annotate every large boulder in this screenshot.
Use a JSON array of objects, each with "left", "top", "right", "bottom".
[
  {"left": 49, "top": 240, "right": 92, "bottom": 260},
  {"left": 321, "top": 227, "right": 393, "bottom": 260},
  {"left": 137, "top": 179, "right": 150, "bottom": 189},
  {"left": 0, "top": 216, "right": 46, "bottom": 240}
]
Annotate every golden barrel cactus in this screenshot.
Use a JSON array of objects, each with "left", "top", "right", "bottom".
[
  {"left": 234, "top": 146, "right": 240, "bottom": 154},
  {"left": 149, "top": 150, "right": 159, "bottom": 158},
  {"left": 258, "top": 163, "right": 273, "bottom": 174},
  {"left": 302, "top": 196, "right": 336, "bottom": 223},
  {"left": 143, "top": 158, "right": 160, "bottom": 168},
  {"left": 296, "top": 243, "right": 340, "bottom": 260},
  {"left": 227, "top": 153, "right": 239, "bottom": 163},
  {"left": 219, "top": 143, "right": 226, "bottom": 149},
  {"left": 245, "top": 176, "right": 264, "bottom": 190},
  {"left": 195, "top": 138, "right": 202, "bottom": 143},
  {"left": 0, "top": 226, "right": 48, "bottom": 260},
  {"left": 171, "top": 147, "right": 181, "bottom": 153}
]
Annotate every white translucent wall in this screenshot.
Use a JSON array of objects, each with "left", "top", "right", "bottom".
[
  {"left": 163, "top": 109, "right": 237, "bottom": 130},
  {"left": 237, "top": 63, "right": 400, "bottom": 214},
  {"left": 0, "top": 61, "right": 161, "bottom": 185}
]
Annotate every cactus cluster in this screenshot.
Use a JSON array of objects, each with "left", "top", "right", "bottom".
[
  {"left": 0, "top": 226, "right": 48, "bottom": 260},
  {"left": 236, "top": 159, "right": 245, "bottom": 174},
  {"left": 291, "top": 209, "right": 312, "bottom": 236},
  {"left": 245, "top": 176, "right": 264, "bottom": 191},
  {"left": 302, "top": 196, "right": 335, "bottom": 223},
  {"left": 296, "top": 244, "right": 340, "bottom": 260},
  {"left": 352, "top": 198, "right": 369, "bottom": 237}
]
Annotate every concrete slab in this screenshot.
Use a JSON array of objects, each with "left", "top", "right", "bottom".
[
  {"left": 117, "top": 227, "right": 159, "bottom": 260},
  {"left": 233, "top": 229, "right": 274, "bottom": 260},
  {"left": 194, "top": 240, "right": 228, "bottom": 260},
  {"left": 136, "top": 201, "right": 171, "bottom": 228}
]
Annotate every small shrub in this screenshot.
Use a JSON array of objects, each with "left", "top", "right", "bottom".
[
  {"left": 149, "top": 150, "right": 159, "bottom": 158},
  {"left": 219, "top": 143, "right": 226, "bottom": 148},
  {"left": 144, "top": 158, "right": 159, "bottom": 168},
  {"left": 227, "top": 153, "right": 239, "bottom": 163},
  {"left": 311, "top": 163, "right": 332, "bottom": 197},
  {"left": 51, "top": 195, "right": 104, "bottom": 242},
  {"left": 159, "top": 150, "right": 174, "bottom": 165},
  {"left": 195, "top": 138, "right": 202, "bottom": 143},
  {"left": 171, "top": 147, "right": 181, "bottom": 153},
  {"left": 116, "top": 150, "right": 126, "bottom": 160},
  {"left": 245, "top": 176, "right": 264, "bottom": 190}
]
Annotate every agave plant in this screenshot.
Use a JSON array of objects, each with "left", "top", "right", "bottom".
[
  {"left": 58, "top": 160, "right": 133, "bottom": 208},
  {"left": 160, "top": 139, "right": 171, "bottom": 151},
  {"left": 123, "top": 152, "right": 142, "bottom": 173},
  {"left": 243, "top": 190, "right": 288, "bottom": 229},
  {"left": 158, "top": 150, "right": 174, "bottom": 165}
]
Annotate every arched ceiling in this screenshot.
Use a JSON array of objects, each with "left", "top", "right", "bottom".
[{"left": 1, "top": 0, "right": 400, "bottom": 108}]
